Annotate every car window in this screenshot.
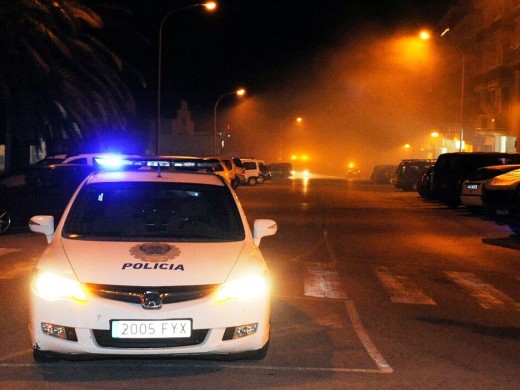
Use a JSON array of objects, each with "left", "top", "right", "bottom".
[
  {"left": 243, "top": 162, "right": 257, "bottom": 170},
  {"left": 65, "top": 157, "right": 88, "bottom": 165},
  {"left": 222, "top": 160, "right": 233, "bottom": 170},
  {"left": 233, "top": 158, "right": 244, "bottom": 168},
  {"left": 63, "top": 182, "right": 245, "bottom": 242}
]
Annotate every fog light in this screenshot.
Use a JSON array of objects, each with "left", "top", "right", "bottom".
[
  {"left": 223, "top": 323, "right": 258, "bottom": 340},
  {"left": 41, "top": 323, "right": 78, "bottom": 341}
]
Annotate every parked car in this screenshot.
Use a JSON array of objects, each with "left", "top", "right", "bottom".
[
  {"left": 28, "top": 157, "right": 277, "bottom": 361},
  {"left": 0, "top": 164, "right": 96, "bottom": 234},
  {"left": 239, "top": 158, "right": 264, "bottom": 186},
  {"left": 460, "top": 164, "right": 520, "bottom": 211},
  {"left": 258, "top": 161, "right": 271, "bottom": 182},
  {"left": 370, "top": 165, "right": 396, "bottom": 184},
  {"left": 62, "top": 153, "right": 141, "bottom": 167},
  {"left": 482, "top": 167, "right": 520, "bottom": 234},
  {"left": 417, "top": 166, "right": 434, "bottom": 198},
  {"left": 209, "top": 156, "right": 240, "bottom": 188},
  {"left": 267, "top": 163, "right": 292, "bottom": 179},
  {"left": 394, "top": 159, "right": 436, "bottom": 191},
  {"left": 431, "top": 152, "right": 520, "bottom": 208}
]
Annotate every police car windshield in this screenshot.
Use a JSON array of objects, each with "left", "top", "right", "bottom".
[{"left": 63, "top": 182, "right": 245, "bottom": 242}]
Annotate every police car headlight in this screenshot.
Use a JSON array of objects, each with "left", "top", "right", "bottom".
[
  {"left": 215, "top": 273, "right": 269, "bottom": 303},
  {"left": 32, "top": 271, "right": 87, "bottom": 303}
]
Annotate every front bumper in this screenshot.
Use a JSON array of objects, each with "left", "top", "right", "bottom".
[{"left": 29, "top": 289, "right": 270, "bottom": 357}]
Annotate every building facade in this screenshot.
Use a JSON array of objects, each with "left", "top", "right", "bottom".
[{"left": 441, "top": 0, "right": 520, "bottom": 152}]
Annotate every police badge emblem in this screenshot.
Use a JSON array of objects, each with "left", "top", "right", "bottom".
[{"left": 129, "top": 243, "right": 181, "bottom": 263}]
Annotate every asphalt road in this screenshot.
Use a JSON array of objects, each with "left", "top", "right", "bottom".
[{"left": 0, "top": 177, "right": 519, "bottom": 389}]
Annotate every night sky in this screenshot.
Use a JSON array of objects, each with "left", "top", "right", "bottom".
[
  {"left": 95, "top": 0, "right": 458, "bottom": 116},
  {"left": 92, "top": 0, "right": 462, "bottom": 170}
]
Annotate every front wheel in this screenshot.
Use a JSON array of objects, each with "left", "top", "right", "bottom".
[
  {"left": 247, "top": 177, "right": 257, "bottom": 186},
  {"left": 257, "top": 175, "right": 265, "bottom": 184},
  {"left": 0, "top": 208, "right": 12, "bottom": 234}
]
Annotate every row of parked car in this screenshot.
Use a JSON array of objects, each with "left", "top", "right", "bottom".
[
  {"left": 0, "top": 153, "right": 283, "bottom": 235},
  {"left": 405, "top": 152, "right": 520, "bottom": 235}
]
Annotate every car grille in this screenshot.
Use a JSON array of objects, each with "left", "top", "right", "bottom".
[
  {"left": 86, "top": 283, "right": 218, "bottom": 305},
  {"left": 92, "top": 329, "right": 209, "bottom": 348}
]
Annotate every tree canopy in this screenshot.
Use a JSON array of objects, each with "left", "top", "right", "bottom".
[{"left": 0, "top": 0, "right": 140, "bottom": 168}]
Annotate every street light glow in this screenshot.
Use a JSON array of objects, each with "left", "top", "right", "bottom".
[
  {"left": 203, "top": 2, "right": 217, "bottom": 10},
  {"left": 419, "top": 30, "right": 431, "bottom": 40},
  {"left": 214, "top": 88, "right": 246, "bottom": 155}
]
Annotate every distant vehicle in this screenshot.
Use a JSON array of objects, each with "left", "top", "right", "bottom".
[
  {"left": 267, "top": 163, "right": 292, "bottom": 179},
  {"left": 35, "top": 154, "right": 68, "bottom": 165},
  {"left": 62, "top": 153, "right": 141, "bottom": 167},
  {"left": 431, "top": 152, "right": 520, "bottom": 207},
  {"left": 394, "top": 159, "right": 436, "bottom": 191},
  {"left": 482, "top": 167, "right": 520, "bottom": 234},
  {"left": 239, "top": 158, "right": 264, "bottom": 186},
  {"left": 460, "top": 164, "right": 520, "bottom": 211},
  {"left": 417, "top": 166, "right": 434, "bottom": 198},
  {"left": 258, "top": 161, "right": 271, "bottom": 181},
  {"left": 211, "top": 156, "right": 240, "bottom": 188},
  {"left": 370, "top": 165, "right": 396, "bottom": 184},
  {"left": 0, "top": 164, "right": 96, "bottom": 234}
]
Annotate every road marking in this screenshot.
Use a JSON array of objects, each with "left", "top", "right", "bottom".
[
  {"left": 0, "top": 361, "right": 389, "bottom": 373},
  {"left": 345, "top": 299, "right": 393, "bottom": 373},
  {"left": 374, "top": 266, "right": 436, "bottom": 305},
  {"left": 304, "top": 262, "right": 348, "bottom": 299},
  {"left": 445, "top": 271, "right": 520, "bottom": 311}
]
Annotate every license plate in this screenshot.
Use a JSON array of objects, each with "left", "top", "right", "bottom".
[
  {"left": 466, "top": 184, "right": 478, "bottom": 190},
  {"left": 111, "top": 319, "right": 191, "bottom": 338},
  {"left": 496, "top": 209, "right": 509, "bottom": 215}
]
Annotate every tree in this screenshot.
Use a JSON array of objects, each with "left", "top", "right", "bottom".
[{"left": 0, "top": 0, "right": 139, "bottom": 170}]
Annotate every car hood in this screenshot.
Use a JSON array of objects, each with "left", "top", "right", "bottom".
[
  {"left": 486, "top": 170, "right": 520, "bottom": 190},
  {"left": 60, "top": 239, "right": 246, "bottom": 286}
]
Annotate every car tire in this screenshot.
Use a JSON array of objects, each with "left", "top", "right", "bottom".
[
  {"left": 0, "top": 208, "right": 12, "bottom": 235},
  {"left": 247, "top": 177, "right": 257, "bottom": 186},
  {"left": 257, "top": 176, "right": 265, "bottom": 184}
]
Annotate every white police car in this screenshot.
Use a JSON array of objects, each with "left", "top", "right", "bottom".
[{"left": 28, "top": 157, "right": 277, "bottom": 361}]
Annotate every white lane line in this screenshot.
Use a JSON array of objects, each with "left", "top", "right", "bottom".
[
  {"left": 374, "top": 266, "right": 436, "bottom": 305},
  {"left": 445, "top": 271, "right": 520, "bottom": 311},
  {"left": 0, "top": 361, "right": 387, "bottom": 373},
  {"left": 304, "top": 262, "right": 348, "bottom": 299},
  {"left": 345, "top": 300, "right": 393, "bottom": 373}
]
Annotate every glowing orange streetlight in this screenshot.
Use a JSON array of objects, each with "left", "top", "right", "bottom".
[
  {"left": 214, "top": 88, "right": 246, "bottom": 155},
  {"left": 419, "top": 28, "right": 465, "bottom": 152},
  {"left": 156, "top": 2, "right": 217, "bottom": 154}
]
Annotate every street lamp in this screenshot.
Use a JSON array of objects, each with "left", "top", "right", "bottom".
[
  {"left": 431, "top": 131, "right": 439, "bottom": 158},
  {"left": 213, "top": 88, "right": 246, "bottom": 156},
  {"left": 279, "top": 116, "right": 303, "bottom": 161},
  {"left": 420, "top": 29, "right": 465, "bottom": 152},
  {"left": 156, "top": 2, "right": 217, "bottom": 155}
]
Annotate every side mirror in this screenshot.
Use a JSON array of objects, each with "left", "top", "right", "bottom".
[
  {"left": 29, "top": 216, "right": 55, "bottom": 244},
  {"left": 253, "top": 219, "right": 277, "bottom": 246}
]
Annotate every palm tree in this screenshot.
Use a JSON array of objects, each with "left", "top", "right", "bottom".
[{"left": 0, "top": 0, "right": 139, "bottom": 171}]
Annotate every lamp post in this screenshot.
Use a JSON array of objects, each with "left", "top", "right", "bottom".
[
  {"left": 213, "top": 88, "right": 245, "bottom": 156},
  {"left": 420, "top": 29, "right": 465, "bottom": 152},
  {"left": 279, "top": 116, "right": 302, "bottom": 161},
  {"left": 156, "top": 2, "right": 216, "bottom": 155},
  {"left": 431, "top": 131, "right": 439, "bottom": 158}
]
